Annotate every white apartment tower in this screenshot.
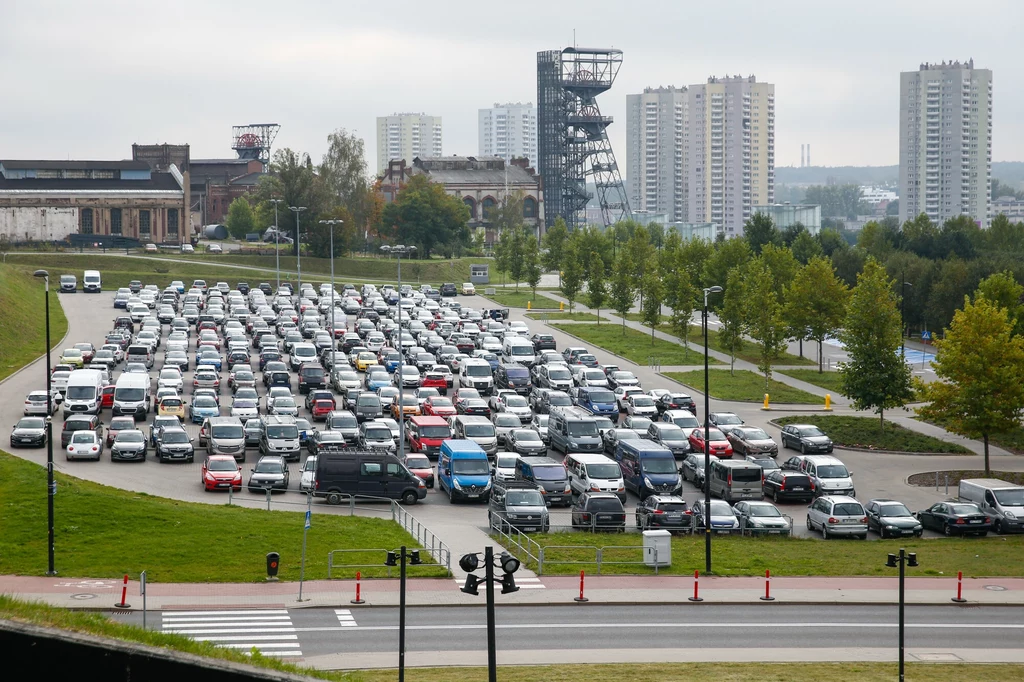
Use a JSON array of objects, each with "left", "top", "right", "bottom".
[
  {"left": 626, "top": 86, "right": 687, "bottom": 222},
  {"left": 478, "top": 103, "right": 537, "bottom": 165},
  {"left": 376, "top": 113, "right": 443, "bottom": 173},
  {"left": 685, "top": 76, "right": 775, "bottom": 236},
  {"left": 899, "top": 60, "right": 992, "bottom": 228}
]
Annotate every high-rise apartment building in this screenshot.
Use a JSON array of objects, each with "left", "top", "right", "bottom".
[
  {"left": 478, "top": 103, "right": 537, "bottom": 164},
  {"left": 898, "top": 60, "right": 992, "bottom": 228},
  {"left": 375, "top": 113, "right": 443, "bottom": 173},
  {"left": 685, "top": 75, "right": 774, "bottom": 237},
  {"left": 626, "top": 86, "right": 687, "bottom": 222}
]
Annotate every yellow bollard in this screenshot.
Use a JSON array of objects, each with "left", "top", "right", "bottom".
[
  {"left": 763, "top": 393, "right": 770, "bottom": 410},
  {"left": 560, "top": 301, "right": 564, "bottom": 311},
  {"left": 824, "top": 393, "right": 832, "bottom": 411}
]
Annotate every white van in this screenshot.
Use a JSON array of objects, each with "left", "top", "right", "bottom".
[
  {"left": 959, "top": 479, "right": 1024, "bottom": 534},
  {"left": 502, "top": 336, "right": 537, "bottom": 367},
  {"left": 564, "top": 452, "right": 626, "bottom": 502},
  {"left": 113, "top": 372, "right": 151, "bottom": 420},
  {"left": 83, "top": 270, "right": 102, "bottom": 293},
  {"left": 459, "top": 358, "right": 494, "bottom": 394},
  {"left": 63, "top": 369, "right": 104, "bottom": 417}
]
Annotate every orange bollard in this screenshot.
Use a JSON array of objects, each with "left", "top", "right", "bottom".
[
  {"left": 115, "top": 574, "right": 130, "bottom": 608},
  {"left": 688, "top": 570, "right": 703, "bottom": 602},
  {"left": 351, "top": 570, "right": 366, "bottom": 605},
  {"left": 951, "top": 571, "right": 967, "bottom": 603},
  {"left": 760, "top": 569, "right": 775, "bottom": 601},
  {"left": 574, "top": 570, "right": 589, "bottom": 603}
]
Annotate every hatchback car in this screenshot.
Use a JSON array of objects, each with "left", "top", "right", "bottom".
[
  {"left": 202, "top": 454, "right": 243, "bottom": 492},
  {"left": 806, "top": 495, "right": 868, "bottom": 539},
  {"left": 110, "top": 429, "right": 148, "bottom": 462},
  {"left": 690, "top": 499, "right": 740, "bottom": 532},
  {"left": 402, "top": 452, "right": 435, "bottom": 488},
  {"left": 733, "top": 500, "right": 792, "bottom": 535},
  {"left": 635, "top": 495, "right": 692, "bottom": 533},
  {"left": 688, "top": 427, "right": 733, "bottom": 458},
  {"left": 571, "top": 492, "right": 627, "bottom": 532},
  {"left": 248, "top": 455, "right": 290, "bottom": 493},
  {"left": 727, "top": 426, "right": 779, "bottom": 458},
  {"left": 67, "top": 430, "right": 103, "bottom": 461},
  {"left": 24, "top": 390, "right": 54, "bottom": 416},
  {"left": 781, "top": 423, "right": 834, "bottom": 454}
]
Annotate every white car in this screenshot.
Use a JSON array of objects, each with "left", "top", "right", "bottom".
[
  {"left": 268, "top": 395, "right": 298, "bottom": 416},
  {"left": 230, "top": 398, "right": 260, "bottom": 420},
  {"left": 614, "top": 386, "right": 646, "bottom": 411},
  {"left": 67, "top": 430, "right": 102, "bottom": 461},
  {"left": 157, "top": 368, "right": 184, "bottom": 393},
  {"left": 625, "top": 394, "right": 658, "bottom": 418},
  {"left": 181, "top": 243, "right": 194, "bottom": 253},
  {"left": 300, "top": 455, "right": 317, "bottom": 492},
  {"left": 462, "top": 282, "right": 476, "bottom": 295},
  {"left": 506, "top": 320, "right": 530, "bottom": 336},
  {"left": 493, "top": 452, "right": 521, "bottom": 481},
  {"left": 24, "top": 391, "right": 54, "bottom": 416}
]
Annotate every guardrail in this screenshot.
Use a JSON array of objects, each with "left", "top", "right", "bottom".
[
  {"left": 489, "top": 513, "right": 543, "bottom": 570},
  {"left": 536, "top": 543, "right": 669, "bottom": 576}
]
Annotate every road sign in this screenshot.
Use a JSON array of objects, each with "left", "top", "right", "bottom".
[
  {"left": 304, "top": 510, "right": 311, "bottom": 529},
  {"left": 921, "top": 330, "right": 932, "bottom": 341}
]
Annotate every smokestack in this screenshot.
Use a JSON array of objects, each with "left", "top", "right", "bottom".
[
  {"left": 807, "top": 145, "right": 811, "bottom": 167},
  {"left": 801, "top": 144, "right": 805, "bottom": 168}
]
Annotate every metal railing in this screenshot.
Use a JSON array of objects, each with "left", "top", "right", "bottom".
[
  {"left": 391, "top": 501, "right": 452, "bottom": 573},
  {"left": 536, "top": 543, "right": 670, "bottom": 576},
  {"left": 489, "top": 513, "right": 543, "bottom": 570}
]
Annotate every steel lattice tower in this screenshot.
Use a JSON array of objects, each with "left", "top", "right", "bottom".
[{"left": 537, "top": 48, "right": 631, "bottom": 230}]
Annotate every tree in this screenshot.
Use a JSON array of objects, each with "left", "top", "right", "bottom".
[
  {"left": 381, "top": 175, "right": 470, "bottom": 258},
  {"left": 493, "top": 228, "right": 511, "bottom": 284},
  {"left": 305, "top": 206, "right": 354, "bottom": 258},
  {"left": 541, "top": 217, "right": 569, "bottom": 284},
  {"left": 743, "top": 212, "right": 779, "bottom": 254},
  {"left": 585, "top": 250, "right": 607, "bottom": 322},
  {"left": 668, "top": 267, "right": 697, "bottom": 348},
  {"left": 320, "top": 128, "right": 368, "bottom": 210},
  {"left": 225, "top": 196, "right": 255, "bottom": 240},
  {"left": 505, "top": 227, "right": 527, "bottom": 291},
  {"left": 718, "top": 267, "right": 747, "bottom": 373},
  {"left": 785, "top": 256, "right": 850, "bottom": 372},
  {"left": 919, "top": 297, "right": 1024, "bottom": 476},
  {"left": 742, "top": 258, "right": 788, "bottom": 390},
  {"left": 524, "top": 234, "right": 542, "bottom": 300},
  {"left": 254, "top": 148, "right": 332, "bottom": 255},
  {"left": 610, "top": 253, "right": 636, "bottom": 334},
  {"left": 703, "top": 237, "right": 751, "bottom": 309},
  {"left": 560, "top": 235, "right": 585, "bottom": 312},
  {"left": 839, "top": 259, "right": 914, "bottom": 430},
  {"left": 975, "top": 270, "right": 1024, "bottom": 336},
  {"left": 641, "top": 268, "right": 665, "bottom": 344},
  {"left": 759, "top": 243, "right": 800, "bottom": 301},
  {"left": 791, "top": 230, "right": 823, "bottom": 264}
]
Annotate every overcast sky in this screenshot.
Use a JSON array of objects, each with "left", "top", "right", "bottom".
[{"left": 3, "top": 0, "right": 1023, "bottom": 173}]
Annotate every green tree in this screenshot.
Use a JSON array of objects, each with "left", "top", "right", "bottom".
[
  {"left": 919, "top": 297, "right": 1024, "bottom": 477},
  {"left": 609, "top": 253, "right": 636, "bottom": 334},
  {"left": 668, "top": 267, "right": 697, "bottom": 348},
  {"left": 759, "top": 243, "right": 800, "bottom": 301},
  {"left": 381, "top": 174, "right": 470, "bottom": 258},
  {"left": 857, "top": 220, "right": 896, "bottom": 261},
  {"left": 718, "top": 267, "right": 747, "bottom": 373},
  {"left": 560, "top": 235, "right": 585, "bottom": 312},
  {"left": 785, "top": 256, "right": 850, "bottom": 372},
  {"left": 253, "top": 148, "right": 332, "bottom": 255},
  {"left": 975, "top": 270, "right": 1024, "bottom": 336},
  {"left": 743, "top": 212, "right": 779, "bottom": 254},
  {"left": 319, "top": 128, "right": 370, "bottom": 234},
  {"left": 506, "top": 227, "right": 527, "bottom": 291},
  {"left": 524, "top": 234, "right": 542, "bottom": 300},
  {"left": 791, "top": 229, "right": 823, "bottom": 264},
  {"left": 585, "top": 251, "right": 607, "bottom": 323},
  {"left": 742, "top": 259, "right": 788, "bottom": 391},
  {"left": 541, "top": 218, "right": 569, "bottom": 285},
  {"left": 225, "top": 196, "right": 255, "bottom": 240},
  {"left": 493, "top": 228, "right": 511, "bottom": 285},
  {"left": 641, "top": 268, "right": 665, "bottom": 344},
  {"left": 703, "top": 237, "right": 752, "bottom": 309},
  {"left": 839, "top": 259, "right": 914, "bottom": 430}
]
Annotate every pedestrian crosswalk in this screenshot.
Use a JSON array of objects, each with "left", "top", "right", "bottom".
[
  {"left": 335, "top": 608, "right": 358, "bottom": 627},
  {"left": 161, "top": 609, "right": 301, "bottom": 657}
]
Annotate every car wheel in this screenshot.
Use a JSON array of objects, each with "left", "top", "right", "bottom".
[
  {"left": 326, "top": 492, "right": 342, "bottom": 505},
  {"left": 997, "top": 519, "right": 1007, "bottom": 534},
  {"left": 879, "top": 527, "right": 887, "bottom": 539},
  {"left": 773, "top": 490, "right": 780, "bottom": 504},
  {"left": 806, "top": 515, "right": 813, "bottom": 531},
  {"left": 944, "top": 524, "right": 953, "bottom": 537},
  {"left": 821, "top": 525, "right": 828, "bottom": 540},
  {"left": 800, "top": 442, "right": 806, "bottom": 455},
  {"left": 402, "top": 490, "right": 418, "bottom": 506}
]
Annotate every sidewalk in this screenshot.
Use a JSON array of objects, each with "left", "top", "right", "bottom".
[{"left": 3, "top": 573, "right": 1022, "bottom": 610}]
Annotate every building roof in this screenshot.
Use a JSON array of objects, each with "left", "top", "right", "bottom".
[
  {"left": 191, "top": 158, "right": 255, "bottom": 165},
  {"left": 418, "top": 165, "right": 538, "bottom": 186},
  {"left": 229, "top": 172, "right": 264, "bottom": 186},
  {"left": 0, "top": 159, "right": 151, "bottom": 171},
  {"left": 0, "top": 173, "right": 183, "bottom": 192}
]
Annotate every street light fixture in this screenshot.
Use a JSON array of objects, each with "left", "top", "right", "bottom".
[
  {"left": 702, "top": 284, "right": 723, "bottom": 575},
  {"left": 319, "top": 219, "right": 343, "bottom": 374},
  {"left": 381, "top": 244, "right": 416, "bottom": 460},
  {"left": 384, "top": 546, "right": 422, "bottom": 682},
  {"left": 886, "top": 548, "right": 919, "bottom": 682},
  {"left": 288, "top": 206, "right": 307, "bottom": 294},
  {"left": 269, "top": 199, "right": 282, "bottom": 290},
  {"left": 459, "top": 547, "right": 521, "bottom": 682},
  {"left": 33, "top": 269, "right": 59, "bottom": 575}
]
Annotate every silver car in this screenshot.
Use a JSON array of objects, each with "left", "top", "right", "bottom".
[
  {"left": 248, "top": 455, "right": 290, "bottom": 492},
  {"left": 733, "top": 500, "right": 792, "bottom": 536},
  {"left": 806, "top": 495, "right": 868, "bottom": 539}
]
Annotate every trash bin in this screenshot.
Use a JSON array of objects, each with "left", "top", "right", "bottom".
[
  {"left": 266, "top": 552, "right": 280, "bottom": 580},
  {"left": 642, "top": 530, "right": 671, "bottom": 567}
]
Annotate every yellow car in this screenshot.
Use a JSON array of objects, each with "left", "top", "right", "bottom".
[
  {"left": 158, "top": 396, "right": 186, "bottom": 419},
  {"left": 390, "top": 394, "right": 422, "bottom": 420},
  {"left": 59, "top": 348, "right": 85, "bottom": 369},
  {"left": 461, "top": 282, "right": 476, "bottom": 295},
  {"left": 355, "top": 352, "right": 377, "bottom": 372}
]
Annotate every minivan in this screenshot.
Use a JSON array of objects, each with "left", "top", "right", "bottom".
[
  {"left": 459, "top": 358, "right": 494, "bottom": 395},
  {"left": 83, "top": 270, "right": 102, "bottom": 293},
  {"left": 516, "top": 456, "right": 572, "bottom": 506},
  {"left": 112, "top": 372, "right": 151, "bottom": 419},
  {"left": 314, "top": 451, "right": 426, "bottom": 505},
  {"left": 126, "top": 344, "right": 154, "bottom": 369},
  {"left": 259, "top": 415, "right": 301, "bottom": 461},
  {"left": 564, "top": 452, "right": 626, "bottom": 502},
  {"left": 800, "top": 455, "right": 855, "bottom": 497},
  {"left": 959, "top": 478, "right": 1024, "bottom": 534},
  {"left": 502, "top": 336, "right": 536, "bottom": 367},
  {"left": 201, "top": 416, "right": 246, "bottom": 461},
  {"left": 489, "top": 480, "right": 549, "bottom": 533},
  {"left": 437, "top": 439, "right": 492, "bottom": 502},
  {"left": 59, "top": 274, "right": 77, "bottom": 293},
  {"left": 407, "top": 415, "right": 451, "bottom": 458},
  {"left": 494, "top": 362, "right": 532, "bottom": 396},
  {"left": 452, "top": 415, "right": 498, "bottom": 456},
  {"left": 549, "top": 406, "right": 603, "bottom": 454},
  {"left": 707, "top": 459, "right": 764, "bottom": 502},
  {"left": 615, "top": 440, "right": 681, "bottom": 500}
]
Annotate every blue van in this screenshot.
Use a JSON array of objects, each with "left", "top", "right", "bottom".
[
  {"left": 574, "top": 387, "right": 619, "bottom": 419},
  {"left": 615, "top": 440, "right": 682, "bottom": 500},
  {"left": 437, "top": 439, "right": 493, "bottom": 503}
]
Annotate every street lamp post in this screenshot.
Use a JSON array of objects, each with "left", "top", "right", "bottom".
[
  {"left": 901, "top": 277, "right": 913, "bottom": 358},
  {"left": 269, "top": 199, "right": 282, "bottom": 290},
  {"left": 33, "top": 269, "right": 57, "bottom": 575},
  {"left": 886, "top": 548, "right": 919, "bottom": 682},
  {"left": 384, "top": 546, "right": 422, "bottom": 682},
  {"left": 702, "top": 285, "right": 723, "bottom": 574},
  {"left": 319, "top": 219, "right": 342, "bottom": 374},
  {"left": 381, "top": 244, "right": 416, "bottom": 459},
  {"left": 289, "top": 206, "right": 307, "bottom": 295},
  {"left": 459, "top": 547, "right": 521, "bottom": 682}
]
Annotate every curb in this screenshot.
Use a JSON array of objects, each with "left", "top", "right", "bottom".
[{"left": 765, "top": 419, "right": 974, "bottom": 457}]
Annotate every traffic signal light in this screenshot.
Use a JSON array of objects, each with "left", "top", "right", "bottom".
[
  {"left": 500, "top": 572, "right": 519, "bottom": 595},
  {"left": 461, "top": 574, "right": 481, "bottom": 596}
]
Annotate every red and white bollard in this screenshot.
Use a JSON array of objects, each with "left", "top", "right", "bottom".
[
  {"left": 351, "top": 570, "right": 365, "bottom": 605},
  {"left": 574, "top": 570, "right": 589, "bottom": 603},
  {"left": 951, "top": 571, "right": 967, "bottom": 603},
  {"left": 688, "top": 569, "right": 703, "bottom": 602},
  {"left": 114, "top": 574, "right": 131, "bottom": 608},
  {"left": 760, "top": 569, "right": 775, "bottom": 601}
]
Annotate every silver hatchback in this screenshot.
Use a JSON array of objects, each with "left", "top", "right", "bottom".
[{"left": 806, "top": 495, "right": 868, "bottom": 539}]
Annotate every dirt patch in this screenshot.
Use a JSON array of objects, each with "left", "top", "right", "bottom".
[{"left": 907, "top": 470, "right": 1024, "bottom": 487}]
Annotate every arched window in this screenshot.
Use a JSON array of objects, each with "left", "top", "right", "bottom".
[
  {"left": 523, "top": 197, "right": 537, "bottom": 218},
  {"left": 463, "top": 196, "right": 476, "bottom": 219},
  {"left": 80, "top": 208, "right": 94, "bottom": 234},
  {"left": 482, "top": 197, "right": 497, "bottom": 220}
]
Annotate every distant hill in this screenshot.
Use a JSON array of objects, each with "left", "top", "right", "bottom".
[{"left": 777, "top": 162, "right": 1024, "bottom": 189}]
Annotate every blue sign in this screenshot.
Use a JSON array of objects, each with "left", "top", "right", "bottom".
[
  {"left": 921, "top": 331, "right": 932, "bottom": 341},
  {"left": 304, "top": 510, "right": 311, "bottom": 529}
]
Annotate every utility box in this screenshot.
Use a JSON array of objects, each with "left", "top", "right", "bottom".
[
  {"left": 470, "top": 264, "right": 490, "bottom": 284},
  {"left": 642, "top": 530, "right": 671, "bottom": 567}
]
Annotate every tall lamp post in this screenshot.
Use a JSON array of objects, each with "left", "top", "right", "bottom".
[
  {"left": 459, "top": 547, "right": 522, "bottom": 682},
  {"left": 886, "top": 548, "right": 919, "bottom": 682},
  {"left": 702, "top": 285, "right": 723, "bottom": 574},
  {"left": 33, "top": 269, "right": 58, "bottom": 575},
  {"left": 384, "top": 546, "right": 422, "bottom": 682},
  {"left": 319, "top": 219, "right": 342, "bottom": 373},
  {"left": 269, "top": 199, "right": 282, "bottom": 290},
  {"left": 900, "top": 277, "right": 913, "bottom": 358},
  {"left": 289, "top": 206, "right": 307, "bottom": 294},
  {"left": 381, "top": 244, "right": 416, "bottom": 458}
]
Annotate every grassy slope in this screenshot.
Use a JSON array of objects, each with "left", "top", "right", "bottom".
[
  {"left": 774, "top": 415, "right": 970, "bottom": 454},
  {"left": 0, "top": 264, "right": 69, "bottom": 382},
  {"left": 550, "top": 323, "right": 713, "bottom": 366},
  {"left": 664, "top": 369, "right": 822, "bottom": 404},
  {"left": 778, "top": 368, "right": 845, "bottom": 394},
  {"left": 525, "top": 311, "right": 604, "bottom": 321},
  {"left": 0, "top": 452, "right": 444, "bottom": 582}
]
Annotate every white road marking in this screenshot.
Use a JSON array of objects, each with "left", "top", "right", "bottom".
[{"left": 161, "top": 609, "right": 302, "bottom": 656}]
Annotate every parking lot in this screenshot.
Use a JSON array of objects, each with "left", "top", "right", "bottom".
[{"left": 5, "top": 273, "right": 1019, "bottom": 557}]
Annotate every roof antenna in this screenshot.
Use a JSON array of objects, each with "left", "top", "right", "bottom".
[{"left": 573, "top": 28, "right": 576, "bottom": 49}]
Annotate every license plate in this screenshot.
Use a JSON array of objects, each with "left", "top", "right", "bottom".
[
  {"left": 792, "top": 487, "right": 804, "bottom": 491},
  {"left": 218, "top": 483, "right": 229, "bottom": 488},
  {"left": 667, "top": 514, "right": 682, "bottom": 521},
  {"left": 524, "top": 527, "right": 538, "bottom": 532},
  {"left": 467, "top": 494, "right": 479, "bottom": 498},
  {"left": 969, "top": 519, "right": 982, "bottom": 524},
  {"left": 841, "top": 519, "right": 858, "bottom": 524},
  {"left": 716, "top": 530, "right": 730, "bottom": 535},
  {"left": 768, "top": 530, "right": 782, "bottom": 534}
]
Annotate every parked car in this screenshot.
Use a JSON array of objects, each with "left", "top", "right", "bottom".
[
  {"left": 865, "top": 499, "right": 924, "bottom": 538},
  {"left": 571, "top": 492, "right": 626, "bottom": 532},
  {"left": 761, "top": 470, "right": 814, "bottom": 503},
  {"left": 915, "top": 501, "right": 992, "bottom": 536},
  {"left": 680, "top": 453, "right": 719, "bottom": 491},
  {"left": 727, "top": 426, "right": 779, "bottom": 458},
  {"left": 689, "top": 498, "right": 739, "bottom": 532},
  {"left": 247, "top": 455, "right": 290, "bottom": 492},
  {"left": 688, "top": 427, "right": 733, "bottom": 458},
  {"left": 707, "top": 412, "right": 744, "bottom": 433},
  {"left": 110, "top": 429, "right": 148, "bottom": 462},
  {"left": 635, "top": 495, "right": 692, "bottom": 533},
  {"left": 732, "top": 500, "right": 792, "bottom": 535},
  {"left": 806, "top": 495, "right": 868, "bottom": 539},
  {"left": 10, "top": 417, "right": 47, "bottom": 448},
  {"left": 780, "top": 423, "right": 834, "bottom": 454},
  {"left": 66, "top": 429, "right": 103, "bottom": 461}
]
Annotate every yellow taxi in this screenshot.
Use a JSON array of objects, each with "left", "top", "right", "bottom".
[
  {"left": 355, "top": 351, "right": 377, "bottom": 372},
  {"left": 157, "top": 395, "right": 186, "bottom": 420},
  {"left": 59, "top": 348, "right": 85, "bottom": 369}
]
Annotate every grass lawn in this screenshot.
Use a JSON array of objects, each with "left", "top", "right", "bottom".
[
  {"left": 0, "top": 452, "right": 445, "bottom": 582},
  {"left": 773, "top": 415, "right": 971, "bottom": 454},
  {"left": 524, "top": 532, "right": 1024, "bottom": 577},
  {"left": 525, "top": 311, "right": 605, "bottom": 322},
  {"left": 0, "top": 264, "right": 69, "bottom": 382},
  {"left": 483, "top": 290, "right": 562, "bottom": 309},
  {"left": 550, "top": 323, "right": 714, "bottom": 366},
  {"left": 777, "top": 368, "right": 845, "bottom": 394},
  {"left": 664, "top": 369, "right": 822, "bottom": 404}
]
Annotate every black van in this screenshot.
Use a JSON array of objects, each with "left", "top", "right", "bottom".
[{"left": 313, "top": 451, "right": 426, "bottom": 506}]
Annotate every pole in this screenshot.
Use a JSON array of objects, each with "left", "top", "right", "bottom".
[
  {"left": 140, "top": 570, "right": 147, "bottom": 630},
  {"left": 398, "top": 545, "right": 407, "bottom": 682},
  {"left": 42, "top": 274, "right": 56, "bottom": 575},
  {"left": 901, "top": 274, "right": 906, "bottom": 359},
  {"left": 289, "top": 206, "right": 307, "bottom": 296},
  {"left": 703, "top": 295, "right": 712, "bottom": 574},
  {"left": 330, "top": 223, "right": 336, "bottom": 374},
  {"left": 898, "top": 547, "right": 905, "bottom": 682},
  {"left": 298, "top": 496, "right": 311, "bottom": 601},
  {"left": 485, "top": 545, "right": 497, "bottom": 682}
]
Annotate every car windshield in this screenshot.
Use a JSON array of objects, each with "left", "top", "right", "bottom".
[
  {"left": 817, "top": 465, "right": 849, "bottom": 478},
  {"left": 505, "top": 396, "right": 528, "bottom": 408},
  {"left": 585, "top": 370, "right": 605, "bottom": 380},
  {"left": 208, "top": 459, "right": 236, "bottom": 472},
  {"left": 533, "top": 465, "right": 565, "bottom": 481},
  {"left": 495, "top": 415, "right": 521, "bottom": 426},
  {"left": 615, "top": 430, "right": 640, "bottom": 441},
  {"left": 641, "top": 458, "right": 677, "bottom": 474},
  {"left": 420, "top": 425, "right": 451, "bottom": 438},
  {"left": 660, "top": 429, "right": 686, "bottom": 442},
  {"left": 366, "top": 428, "right": 392, "bottom": 440},
  {"left": 798, "top": 426, "right": 826, "bottom": 437},
  {"left": 332, "top": 413, "right": 358, "bottom": 428},
  {"left": 743, "top": 428, "right": 771, "bottom": 440},
  {"left": 732, "top": 467, "right": 763, "bottom": 482},
  {"left": 497, "top": 456, "right": 520, "bottom": 469},
  {"left": 338, "top": 372, "right": 359, "bottom": 382},
  {"left": 267, "top": 426, "right": 298, "bottom": 439},
  {"left": 994, "top": 489, "right": 1024, "bottom": 506},
  {"left": 116, "top": 431, "right": 144, "bottom": 443},
  {"left": 160, "top": 370, "right": 179, "bottom": 380},
  {"left": 547, "top": 368, "right": 570, "bottom": 381},
  {"left": 506, "top": 491, "right": 544, "bottom": 506},
  {"left": 162, "top": 431, "right": 189, "bottom": 444},
  {"left": 212, "top": 425, "right": 244, "bottom": 438},
  {"left": 18, "top": 418, "right": 44, "bottom": 428},
  {"left": 747, "top": 504, "right": 783, "bottom": 517},
  {"left": 704, "top": 428, "right": 727, "bottom": 441},
  {"left": 465, "top": 424, "right": 495, "bottom": 438},
  {"left": 950, "top": 504, "right": 981, "bottom": 515},
  {"left": 194, "top": 398, "right": 217, "bottom": 408},
  {"left": 588, "top": 498, "right": 622, "bottom": 512},
  {"left": 66, "top": 386, "right": 96, "bottom": 400},
  {"left": 880, "top": 504, "right": 913, "bottom": 517},
  {"left": 513, "top": 430, "right": 541, "bottom": 442},
  {"left": 255, "top": 461, "right": 283, "bottom": 473},
  {"left": 161, "top": 399, "right": 182, "bottom": 407},
  {"left": 275, "top": 398, "right": 296, "bottom": 407},
  {"left": 466, "top": 364, "right": 491, "bottom": 376},
  {"left": 833, "top": 503, "right": 864, "bottom": 516},
  {"left": 71, "top": 432, "right": 94, "bottom": 443},
  {"left": 452, "top": 459, "right": 490, "bottom": 475},
  {"left": 709, "top": 501, "right": 734, "bottom": 515},
  {"left": 405, "top": 455, "right": 430, "bottom": 468},
  {"left": 587, "top": 463, "right": 621, "bottom": 479},
  {"left": 568, "top": 422, "right": 598, "bottom": 437},
  {"left": 585, "top": 390, "right": 614, "bottom": 403}
]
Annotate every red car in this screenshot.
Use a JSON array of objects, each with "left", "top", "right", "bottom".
[
  {"left": 420, "top": 371, "right": 449, "bottom": 395},
  {"left": 688, "top": 427, "right": 733, "bottom": 458},
  {"left": 100, "top": 385, "right": 115, "bottom": 410},
  {"left": 422, "top": 396, "right": 457, "bottom": 418},
  {"left": 74, "top": 342, "right": 96, "bottom": 364},
  {"left": 311, "top": 399, "right": 336, "bottom": 422},
  {"left": 197, "top": 320, "right": 218, "bottom": 333},
  {"left": 201, "top": 454, "right": 242, "bottom": 492},
  {"left": 402, "top": 452, "right": 435, "bottom": 488}
]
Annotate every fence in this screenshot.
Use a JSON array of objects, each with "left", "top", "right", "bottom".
[{"left": 537, "top": 544, "right": 670, "bottom": 576}]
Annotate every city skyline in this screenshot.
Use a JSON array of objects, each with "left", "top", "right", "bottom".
[{"left": 3, "top": 1, "right": 1024, "bottom": 176}]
